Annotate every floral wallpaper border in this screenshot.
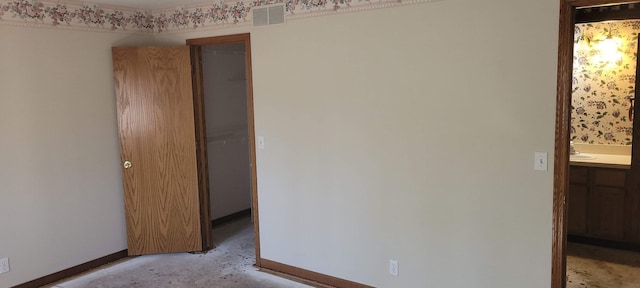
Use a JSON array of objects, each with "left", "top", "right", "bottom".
[{"left": 0, "top": 0, "right": 439, "bottom": 33}]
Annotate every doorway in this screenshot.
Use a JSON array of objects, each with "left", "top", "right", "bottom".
[
  {"left": 555, "top": 1, "right": 640, "bottom": 288},
  {"left": 188, "top": 34, "right": 261, "bottom": 265},
  {"left": 202, "top": 43, "right": 252, "bottom": 224}
]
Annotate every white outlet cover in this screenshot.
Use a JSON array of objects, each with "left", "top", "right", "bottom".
[
  {"left": 0, "top": 258, "right": 9, "bottom": 274},
  {"left": 389, "top": 259, "right": 398, "bottom": 276}
]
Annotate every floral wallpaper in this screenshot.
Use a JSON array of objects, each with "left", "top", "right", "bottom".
[
  {"left": 572, "top": 20, "right": 640, "bottom": 145},
  {"left": 0, "top": 0, "right": 437, "bottom": 33}
]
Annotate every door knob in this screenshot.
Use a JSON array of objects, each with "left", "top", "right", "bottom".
[{"left": 123, "top": 161, "right": 132, "bottom": 169}]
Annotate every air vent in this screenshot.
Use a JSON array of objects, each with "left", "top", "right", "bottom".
[{"left": 252, "top": 4, "right": 285, "bottom": 26}]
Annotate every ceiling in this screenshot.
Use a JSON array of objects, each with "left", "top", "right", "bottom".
[{"left": 86, "top": 0, "right": 209, "bottom": 10}]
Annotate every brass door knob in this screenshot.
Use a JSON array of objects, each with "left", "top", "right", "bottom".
[{"left": 123, "top": 161, "right": 132, "bottom": 169}]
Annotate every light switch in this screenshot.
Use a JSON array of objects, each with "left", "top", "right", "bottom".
[
  {"left": 258, "top": 136, "right": 265, "bottom": 149},
  {"left": 534, "top": 152, "right": 548, "bottom": 171}
]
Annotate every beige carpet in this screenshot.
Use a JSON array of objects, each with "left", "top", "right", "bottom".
[
  {"left": 567, "top": 242, "right": 640, "bottom": 288},
  {"left": 44, "top": 217, "right": 311, "bottom": 288}
]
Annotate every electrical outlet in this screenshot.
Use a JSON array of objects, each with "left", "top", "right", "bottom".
[
  {"left": 0, "top": 258, "right": 9, "bottom": 274},
  {"left": 389, "top": 259, "right": 398, "bottom": 276}
]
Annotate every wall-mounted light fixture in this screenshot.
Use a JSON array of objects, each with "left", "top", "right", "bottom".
[
  {"left": 575, "top": 23, "right": 623, "bottom": 67},
  {"left": 595, "top": 33, "right": 622, "bottom": 65},
  {"left": 595, "top": 23, "right": 623, "bottom": 67}
]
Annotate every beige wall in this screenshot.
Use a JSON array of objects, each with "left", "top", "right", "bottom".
[
  {"left": 0, "top": 26, "right": 154, "bottom": 287},
  {"left": 157, "top": 0, "right": 559, "bottom": 287},
  {"left": 1, "top": 0, "right": 559, "bottom": 287}
]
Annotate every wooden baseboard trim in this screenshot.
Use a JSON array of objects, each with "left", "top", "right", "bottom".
[
  {"left": 211, "top": 208, "right": 252, "bottom": 228},
  {"left": 568, "top": 235, "right": 640, "bottom": 252},
  {"left": 260, "top": 258, "right": 373, "bottom": 288},
  {"left": 12, "top": 250, "right": 129, "bottom": 288}
]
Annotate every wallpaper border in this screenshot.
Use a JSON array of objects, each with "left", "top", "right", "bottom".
[{"left": 0, "top": 0, "right": 440, "bottom": 33}]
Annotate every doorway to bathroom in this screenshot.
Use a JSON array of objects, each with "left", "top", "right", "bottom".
[{"left": 555, "top": 1, "right": 640, "bottom": 288}]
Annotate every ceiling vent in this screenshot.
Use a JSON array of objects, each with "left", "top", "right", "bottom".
[{"left": 253, "top": 4, "right": 286, "bottom": 26}]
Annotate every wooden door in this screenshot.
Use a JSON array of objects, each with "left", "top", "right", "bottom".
[
  {"left": 628, "top": 33, "right": 640, "bottom": 242},
  {"left": 112, "top": 46, "right": 203, "bottom": 255}
]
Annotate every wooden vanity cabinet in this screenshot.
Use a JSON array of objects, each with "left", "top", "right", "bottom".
[
  {"left": 568, "top": 166, "right": 589, "bottom": 236},
  {"left": 568, "top": 166, "right": 633, "bottom": 244},
  {"left": 627, "top": 176, "right": 640, "bottom": 242},
  {"left": 590, "top": 169, "right": 627, "bottom": 240}
]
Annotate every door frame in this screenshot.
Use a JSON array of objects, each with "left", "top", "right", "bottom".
[
  {"left": 553, "top": 1, "right": 629, "bottom": 287},
  {"left": 186, "top": 33, "right": 261, "bottom": 266}
]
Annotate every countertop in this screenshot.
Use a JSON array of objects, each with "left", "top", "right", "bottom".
[{"left": 570, "top": 153, "right": 631, "bottom": 169}]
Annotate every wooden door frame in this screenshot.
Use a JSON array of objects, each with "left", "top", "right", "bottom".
[
  {"left": 553, "top": 1, "right": 630, "bottom": 287},
  {"left": 186, "top": 33, "right": 261, "bottom": 266}
]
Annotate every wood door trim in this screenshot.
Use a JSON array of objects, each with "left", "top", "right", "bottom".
[
  {"left": 260, "top": 259, "right": 374, "bottom": 288},
  {"left": 191, "top": 45, "right": 213, "bottom": 250},
  {"left": 186, "top": 34, "right": 248, "bottom": 46},
  {"left": 244, "top": 34, "right": 262, "bottom": 267},
  {"left": 554, "top": 1, "right": 629, "bottom": 287},
  {"left": 629, "top": 34, "right": 640, "bottom": 243},
  {"left": 186, "top": 33, "right": 261, "bottom": 265}
]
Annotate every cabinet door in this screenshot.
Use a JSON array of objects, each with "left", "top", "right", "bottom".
[
  {"left": 589, "top": 186, "right": 626, "bottom": 240},
  {"left": 568, "top": 184, "right": 588, "bottom": 235},
  {"left": 626, "top": 177, "right": 640, "bottom": 242},
  {"left": 569, "top": 166, "right": 588, "bottom": 184}
]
